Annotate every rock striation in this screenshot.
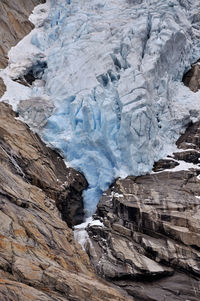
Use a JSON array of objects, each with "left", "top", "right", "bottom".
[
  {"left": 0, "top": 101, "right": 131, "bottom": 301},
  {"left": 86, "top": 120, "right": 200, "bottom": 301}
]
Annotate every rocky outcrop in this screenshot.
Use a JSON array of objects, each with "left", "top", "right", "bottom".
[
  {"left": 0, "top": 101, "right": 131, "bottom": 301},
  {"left": 183, "top": 61, "right": 200, "bottom": 92},
  {"left": 0, "top": 78, "right": 6, "bottom": 98},
  {"left": 153, "top": 158, "right": 179, "bottom": 172},
  {"left": 86, "top": 120, "right": 200, "bottom": 301},
  {"left": 18, "top": 97, "right": 55, "bottom": 129}
]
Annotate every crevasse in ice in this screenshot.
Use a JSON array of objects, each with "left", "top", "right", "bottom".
[{"left": 2, "top": 0, "right": 200, "bottom": 215}]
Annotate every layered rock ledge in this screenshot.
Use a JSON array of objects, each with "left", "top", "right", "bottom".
[{"left": 86, "top": 120, "right": 200, "bottom": 301}]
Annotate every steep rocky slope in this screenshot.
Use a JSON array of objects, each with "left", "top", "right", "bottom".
[
  {"left": 183, "top": 60, "right": 200, "bottom": 92},
  {"left": 86, "top": 120, "right": 200, "bottom": 300},
  {"left": 0, "top": 102, "right": 131, "bottom": 301},
  {"left": 0, "top": 102, "right": 87, "bottom": 227}
]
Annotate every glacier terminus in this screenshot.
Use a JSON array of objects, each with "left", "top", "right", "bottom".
[{"left": 1, "top": 0, "right": 200, "bottom": 215}]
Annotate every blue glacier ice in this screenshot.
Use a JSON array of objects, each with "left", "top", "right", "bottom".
[{"left": 2, "top": 0, "right": 200, "bottom": 215}]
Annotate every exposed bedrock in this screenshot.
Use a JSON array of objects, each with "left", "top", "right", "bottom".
[
  {"left": 0, "top": 101, "right": 131, "bottom": 301},
  {"left": 0, "top": 78, "right": 6, "bottom": 98},
  {"left": 183, "top": 60, "right": 200, "bottom": 92},
  {"left": 86, "top": 120, "right": 200, "bottom": 300}
]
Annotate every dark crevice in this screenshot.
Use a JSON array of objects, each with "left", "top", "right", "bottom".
[{"left": 15, "top": 60, "right": 47, "bottom": 86}]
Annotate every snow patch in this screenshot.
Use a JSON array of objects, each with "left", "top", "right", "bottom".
[
  {"left": 74, "top": 217, "right": 104, "bottom": 250},
  {"left": 152, "top": 160, "right": 200, "bottom": 174}
]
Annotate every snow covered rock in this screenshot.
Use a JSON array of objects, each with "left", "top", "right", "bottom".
[
  {"left": 0, "top": 0, "right": 45, "bottom": 69},
  {"left": 18, "top": 97, "right": 55, "bottom": 129}
]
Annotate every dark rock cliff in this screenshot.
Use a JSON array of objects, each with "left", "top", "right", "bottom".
[{"left": 86, "top": 121, "right": 200, "bottom": 301}]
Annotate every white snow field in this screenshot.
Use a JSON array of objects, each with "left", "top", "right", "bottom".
[{"left": 1, "top": 0, "right": 200, "bottom": 215}]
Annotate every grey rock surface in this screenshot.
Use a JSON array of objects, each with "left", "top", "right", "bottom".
[
  {"left": 183, "top": 61, "right": 200, "bottom": 92},
  {"left": 86, "top": 120, "right": 200, "bottom": 300},
  {"left": 0, "top": 78, "right": 6, "bottom": 98},
  {"left": 18, "top": 97, "right": 55, "bottom": 129},
  {"left": 0, "top": 102, "right": 87, "bottom": 227}
]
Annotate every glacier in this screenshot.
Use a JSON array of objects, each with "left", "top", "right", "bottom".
[{"left": 1, "top": 0, "right": 200, "bottom": 215}]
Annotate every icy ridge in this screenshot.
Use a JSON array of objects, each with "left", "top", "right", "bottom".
[{"left": 2, "top": 0, "right": 200, "bottom": 215}]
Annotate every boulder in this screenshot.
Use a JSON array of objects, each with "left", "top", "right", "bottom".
[
  {"left": 18, "top": 97, "right": 55, "bottom": 129},
  {"left": 183, "top": 62, "right": 200, "bottom": 92}
]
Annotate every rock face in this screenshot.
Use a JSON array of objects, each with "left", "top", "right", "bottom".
[
  {"left": 86, "top": 120, "right": 200, "bottom": 301},
  {"left": 0, "top": 102, "right": 87, "bottom": 227},
  {"left": 0, "top": 101, "right": 131, "bottom": 301},
  {"left": 183, "top": 61, "right": 200, "bottom": 92},
  {"left": 0, "top": 78, "right": 6, "bottom": 98}
]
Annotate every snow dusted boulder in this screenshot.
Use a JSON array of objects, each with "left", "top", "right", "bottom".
[{"left": 18, "top": 97, "right": 54, "bottom": 129}]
